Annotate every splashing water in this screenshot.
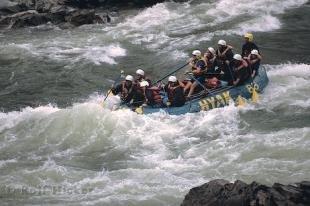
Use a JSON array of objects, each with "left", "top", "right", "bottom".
[{"left": 0, "top": 0, "right": 310, "bottom": 205}]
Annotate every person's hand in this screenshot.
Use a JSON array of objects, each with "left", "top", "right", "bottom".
[{"left": 166, "top": 101, "right": 171, "bottom": 106}]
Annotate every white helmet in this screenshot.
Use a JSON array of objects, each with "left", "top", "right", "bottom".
[
  {"left": 192, "top": 50, "right": 201, "bottom": 56},
  {"left": 168, "top": 75, "right": 177, "bottom": 83},
  {"left": 140, "top": 80, "right": 149, "bottom": 87},
  {"left": 218, "top": 39, "right": 226, "bottom": 46},
  {"left": 136, "top": 69, "right": 145, "bottom": 76},
  {"left": 207, "top": 47, "right": 216, "bottom": 56},
  {"left": 251, "top": 49, "right": 259, "bottom": 55},
  {"left": 233, "top": 54, "right": 242, "bottom": 61},
  {"left": 125, "top": 75, "right": 134, "bottom": 82}
]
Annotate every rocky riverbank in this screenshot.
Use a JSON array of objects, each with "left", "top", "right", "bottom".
[
  {"left": 0, "top": 0, "right": 186, "bottom": 29},
  {"left": 181, "top": 179, "right": 310, "bottom": 206}
]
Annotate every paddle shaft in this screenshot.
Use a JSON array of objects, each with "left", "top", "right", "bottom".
[
  {"left": 155, "top": 62, "right": 189, "bottom": 84},
  {"left": 186, "top": 73, "right": 209, "bottom": 94}
]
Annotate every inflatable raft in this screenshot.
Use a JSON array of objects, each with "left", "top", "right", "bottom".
[{"left": 115, "top": 66, "right": 268, "bottom": 115}]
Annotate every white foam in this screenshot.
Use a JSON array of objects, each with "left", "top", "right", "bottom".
[
  {"left": 118, "top": 4, "right": 182, "bottom": 31},
  {"left": 260, "top": 63, "right": 310, "bottom": 109},
  {"left": 100, "top": 0, "right": 308, "bottom": 57},
  {"left": 233, "top": 15, "right": 281, "bottom": 35},
  {"left": 0, "top": 105, "right": 60, "bottom": 132},
  {"left": 82, "top": 45, "right": 126, "bottom": 65},
  {"left": 0, "top": 159, "right": 17, "bottom": 168},
  {"left": 3, "top": 41, "right": 126, "bottom": 65},
  {"left": 267, "top": 63, "right": 310, "bottom": 78}
]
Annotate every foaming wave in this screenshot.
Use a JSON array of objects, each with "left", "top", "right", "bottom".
[
  {"left": 261, "top": 63, "right": 310, "bottom": 109},
  {"left": 103, "top": 0, "right": 307, "bottom": 56},
  {"left": 119, "top": 3, "right": 182, "bottom": 31},
  {"left": 0, "top": 105, "right": 60, "bottom": 132},
  {"left": 1, "top": 92, "right": 309, "bottom": 204},
  {"left": 5, "top": 42, "right": 126, "bottom": 65},
  {"left": 267, "top": 63, "right": 310, "bottom": 77},
  {"left": 82, "top": 45, "right": 126, "bottom": 65},
  {"left": 233, "top": 15, "right": 281, "bottom": 35}
]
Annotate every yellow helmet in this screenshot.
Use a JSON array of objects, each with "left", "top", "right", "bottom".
[{"left": 244, "top": 33, "right": 254, "bottom": 41}]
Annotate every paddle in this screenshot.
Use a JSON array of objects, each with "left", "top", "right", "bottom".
[
  {"left": 102, "top": 70, "right": 125, "bottom": 103},
  {"left": 154, "top": 62, "right": 189, "bottom": 84}
]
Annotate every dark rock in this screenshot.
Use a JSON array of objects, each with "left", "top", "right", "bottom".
[
  {"left": 181, "top": 179, "right": 310, "bottom": 206},
  {"left": 65, "top": 9, "right": 95, "bottom": 26},
  {"left": 0, "top": 0, "right": 190, "bottom": 29},
  {"left": 0, "top": 10, "right": 49, "bottom": 28}
]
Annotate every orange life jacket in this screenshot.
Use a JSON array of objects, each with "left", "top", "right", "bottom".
[
  {"left": 146, "top": 86, "right": 162, "bottom": 104},
  {"left": 207, "top": 77, "right": 220, "bottom": 88}
]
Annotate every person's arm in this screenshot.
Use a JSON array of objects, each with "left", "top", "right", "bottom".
[
  {"left": 178, "top": 80, "right": 185, "bottom": 88},
  {"left": 192, "top": 67, "right": 202, "bottom": 75},
  {"left": 250, "top": 54, "right": 262, "bottom": 64},
  {"left": 222, "top": 45, "right": 233, "bottom": 56},
  {"left": 233, "top": 78, "right": 240, "bottom": 86},
  {"left": 236, "top": 61, "right": 248, "bottom": 70},
  {"left": 111, "top": 83, "right": 122, "bottom": 95}
]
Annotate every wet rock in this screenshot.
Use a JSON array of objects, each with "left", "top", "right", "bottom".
[
  {"left": 0, "top": 10, "right": 49, "bottom": 29},
  {"left": 0, "top": 0, "right": 190, "bottom": 29},
  {"left": 65, "top": 9, "right": 95, "bottom": 26},
  {"left": 181, "top": 179, "right": 310, "bottom": 206}
]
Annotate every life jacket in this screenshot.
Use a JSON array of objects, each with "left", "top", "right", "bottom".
[
  {"left": 121, "top": 81, "right": 134, "bottom": 102},
  {"left": 234, "top": 59, "right": 248, "bottom": 71},
  {"left": 191, "top": 57, "right": 207, "bottom": 77},
  {"left": 167, "top": 84, "right": 186, "bottom": 106},
  {"left": 207, "top": 77, "right": 220, "bottom": 88},
  {"left": 205, "top": 56, "right": 217, "bottom": 72},
  {"left": 234, "top": 60, "right": 250, "bottom": 84},
  {"left": 167, "top": 85, "right": 179, "bottom": 101},
  {"left": 146, "top": 86, "right": 162, "bottom": 104}
]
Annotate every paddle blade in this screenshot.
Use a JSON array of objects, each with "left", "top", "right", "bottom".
[
  {"left": 135, "top": 106, "right": 143, "bottom": 114},
  {"left": 252, "top": 88, "right": 259, "bottom": 102},
  {"left": 237, "top": 95, "right": 246, "bottom": 107}
]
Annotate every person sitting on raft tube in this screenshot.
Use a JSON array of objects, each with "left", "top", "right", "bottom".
[
  {"left": 216, "top": 40, "right": 234, "bottom": 85},
  {"left": 135, "top": 69, "right": 146, "bottom": 83},
  {"left": 140, "top": 80, "right": 162, "bottom": 107},
  {"left": 231, "top": 54, "right": 250, "bottom": 86},
  {"left": 204, "top": 47, "right": 222, "bottom": 77},
  {"left": 242, "top": 32, "right": 259, "bottom": 57},
  {"left": 245, "top": 49, "right": 262, "bottom": 78},
  {"left": 183, "top": 50, "right": 207, "bottom": 99},
  {"left": 111, "top": 75, "right": 137, "bottom": 104},
  {"left": 165, "top": 76, "right": 186, "bottom": 107},
  {"left": 216, "top": 39, "right": 234, "bottom": 65}
]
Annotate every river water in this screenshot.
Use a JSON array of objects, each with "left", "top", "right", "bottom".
[{"left": 0, "top": 0, "right": 310, "bottom": 205}]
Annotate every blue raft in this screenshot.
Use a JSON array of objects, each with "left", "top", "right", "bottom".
[{"left": 121, "top": 66, "right": 269, "bottom": 115}]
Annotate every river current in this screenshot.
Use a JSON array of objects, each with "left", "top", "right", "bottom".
[{"left": 0, "top": 0, "right": 310, "bottom": 205}]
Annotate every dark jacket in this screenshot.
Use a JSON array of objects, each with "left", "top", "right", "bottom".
[
  {"left": 242, "top": 42, "right": 259, "bottom": 57},
  {"left": 231, "top": 60, "right": 250, "bottom": 86},
  {"left": 165, "top": 84, "right": 186, "bottom": 107},
  {"left": 216, "top": 47, "right": 234, "bottom": 63},
  {"left": 112, "top": 82, "right": 143, "bottom": 106}
]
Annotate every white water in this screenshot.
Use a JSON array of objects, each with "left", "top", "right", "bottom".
[
  {"left": 1, "top": 63, "right": 309, "bottom": 205},
  {"left": 1, "top": 0, "right": 310, "bottom": 205},
  {"left": 0, "top": 0, "right": 307, "bottom": 66}
]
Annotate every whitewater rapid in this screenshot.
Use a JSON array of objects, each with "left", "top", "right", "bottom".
[
  {"left": 1, "top": 63, "right": 309, "bottom": 205},
  {"left": 1, "top": 0, "right": 310, "bottom": 205}
]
